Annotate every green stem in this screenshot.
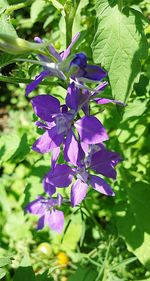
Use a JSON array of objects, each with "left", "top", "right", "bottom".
[
  {"left": 5, "top": 0, "right": 33, "bottom": 14},
  {"left": 64, "top": 0, "right": 80, "bottom": 47},
  {"left": 83, "top": 201, "right": 104, "bottom": 236},
  {"left": 0, "top": 75, "right": 65, "bottom": 88}
]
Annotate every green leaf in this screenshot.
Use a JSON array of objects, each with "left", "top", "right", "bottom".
[
  {"left": 0, "top": 14, "right": 17, "bottom": 36},
  {"left": 0, "top": 257, "right": 11, "bottom": 267},
  {"left": 0, "top": 133, "right": 29, "bottom": 165},
  {"left": 30, "top": 0, "right": 46, "bottom": 23},
  {"left": 0, "top": 0, "right": 9, "bottom": 14},
  {"left": 0, "top": 268, "right": 6, "bottom": 279},
  {"left": 115, "top": 182, "right": 150, "bottom": 271},
  {"left": 92, "top": 1, "right": 148, "bottom": 102},
  {"left": 68, "top": 267, "right": 97, "bottom": 281},
  {"left": 14, "top": 267, "right": 36, "bottom": 281},
  {"left": 122, "top": 99, "right": 148, "bottom": 121}
]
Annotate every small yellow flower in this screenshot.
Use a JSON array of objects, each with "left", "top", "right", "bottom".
[{"left": 57, "top": 252, "right": 69, "bottom": 266}]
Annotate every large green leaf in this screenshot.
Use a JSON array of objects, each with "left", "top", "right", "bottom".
[
  {"left": 91, "top": 0, "right": 148, "bottom": 102},
  {"left": 115, "top": 182, "right": 150, "bottom": 270},
  {"left": 30, "top": 0, "right": 46, "bottom": 23}
]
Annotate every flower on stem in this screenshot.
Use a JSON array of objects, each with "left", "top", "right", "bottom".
[
  {"left": 31, "top": 92, "right": 108, "bottom": 155},
  {"left": 44, "top": 144, "right": 121, "bottom": 207},
  {"left": 25, "top": 194, "right": 64, "bottom": 233}
]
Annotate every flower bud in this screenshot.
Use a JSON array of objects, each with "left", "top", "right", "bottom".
[{"left": 0, "top": 34, "right": 45, "bottom": 55}]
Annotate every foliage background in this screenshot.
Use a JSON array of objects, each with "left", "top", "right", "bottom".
[{"left": 0, "top": 0, "right": 150, "bottom": 280}]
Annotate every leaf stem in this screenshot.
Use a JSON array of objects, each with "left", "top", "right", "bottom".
[{"left": 5, "top": 0, "right": 33, "bottom": 14}]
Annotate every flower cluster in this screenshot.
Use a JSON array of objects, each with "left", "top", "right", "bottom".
[{"left": 25, "top": 33, "right": 122, "bottom": 233}]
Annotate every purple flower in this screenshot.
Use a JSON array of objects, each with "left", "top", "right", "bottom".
[
  {"left": 70, "top": 53, "right": 107, "bottom": 82},
  {"left": 25, "top": 33, "right": 80, "bottom": 96},
  {"left": 44, "top": 144, "right": 121, "bottom": 207},
  {"left": 31, "top": 93, "right": 108, "bottom": 155},
  {"left": 25, "top": 194, "right": 64, "bottom": 233}
]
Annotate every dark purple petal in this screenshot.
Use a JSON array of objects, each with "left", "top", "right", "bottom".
[
  {"left": 31, "top": 94, "right": 60, "bottom": 122},
  {"left": 94, "top": 98, "right": 125, "bottom": 106},
  {"left": 64, "top": 129, "right": 84, "bottom": 166},
  {"left": 45, "top": 210, "right": 64, "bottom": 233},
  {"left": 65, "top": 82, "right": 79, "bottom": 111},
  {"left": 43, "top": 176, "right": 56, "bottom": 196},
  {"left": 32, "top": 127, "right": 64, "bottom": 154},
  {"left": 25, "top": 70, "right": 50, "bottom": 96},
  {"left": 61, "top": 32, "right": 80, "bottom": 60},
  {"left": 75, "top": 116, "right": 108, "bottom": 144},
  {"left": 89, "top": 175, "right": 115, "bottom": 196},
  {"left": 71, "top": 179, "right": 88, "bottom": 207},
  {"left": 83, "top": 65, "right": 107, "bottom": 81},
  {"left": 90, "top": 148, "right": 121, "bottom": 179},
  {"left": 46, "top": 164, "right": 74, "bottom": 187},
  {"left": 25, "top": 197, "right": 46, "bottom": 215},
  {"left": 37, "top": 215, "right": 45, "bottom": 230},
  {"left": 70, "top": 53, "right": 87, "bottom": 68}
]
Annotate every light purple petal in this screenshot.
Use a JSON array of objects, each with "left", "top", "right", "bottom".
[
  {"left": 25, "top": 197, "right": 46, "bottom": 215},
  {"left": 51, "top": 147, "right": 60, "bottom": 170},
  {"left": 75, "top": 116, "right": 108, "bottom": 144},
  {"left": 49, "top": 45, "right": 62, "bottom": 62},
  {"left": 94, "top": 98, "right": 125, "bottom": 106},
  {"left": 45, "top": 210, "right": 64, "bottom": 233},
  {"left": 31, "top": 94, "right": 60, "bottom": 122},
  {"left": 37, "top": 215, "right": 45, "bottom": 230},
  {"left": 89, "top": 175, "right": 115, "bottom": 196},
  {"left": 71, "top": 179, "right": 88, "bottom": 207},
  {"left": 46, "top": 164, "right": 74, "bottom": 187},
  {"left": 32, "top": 127, "right": 64, "bottom": 154},
  {"left": 25, "top": 70, "right": 50, "bottom": 96},
  {"left": 64, "top": 129, "right": 84, "bottom": 166},
  {"left": 61, "top": 32, "right": 80, "bottom": 60}
]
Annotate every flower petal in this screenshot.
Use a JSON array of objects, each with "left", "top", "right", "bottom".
[
  {"left": 46, "top": 164, "right": 74, "bottom": 187},
  {"left": 71, "top": 179, "right": 88, "bottom": 207},
  {"left": 90, "top": 148, "right": 121, "bottom": 179},
  {"left": 43, "top": 176, "right": 56, "bottom": 196},
  {"left": 32, "top": 127, "right": 64, "bottom": 154},
  {"left": 45, "top": 210, "right": 64, "bottom": 233},
  {"left": 94, "top": 98, "right": 125, "bottom": 106},
  {"left": 75, "top": 116, "right": 108, "bottom": 144},
  {"left": 25, "top": 70, "right": 50, "bottom": 96},
  {"left": 61, "top": 32, "right": 80, "bottom": 60},
  {"left": 37, "top": 215, "right": 45, "bottom": 230},
  {"left": 25, "top": 197, "right": 46, "bottom": 215},
  {"left": 84, "top": 65, "right": 107, "bottom": 81},
  {"left": 89, "top": 175, "right": 115, "bottom": 196},
  {"left": 64, "top": 129, "right": 84, "bottom": 166},
  {"left": 31, "top": 94, "right": 60, "bottom": 122}
]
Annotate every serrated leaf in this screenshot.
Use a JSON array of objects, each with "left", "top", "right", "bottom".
[
  {"left": 30, "top": 0, "right": 46, "bottom": 23},
  {"left": 115, "top": 182, "right": 150, "bottom": 271},
  {"left": 92, "top": 1, "right": 148, "bottom": 102}
]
